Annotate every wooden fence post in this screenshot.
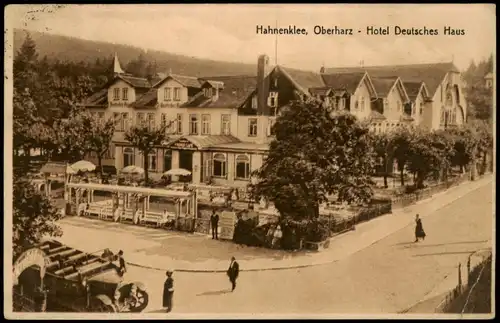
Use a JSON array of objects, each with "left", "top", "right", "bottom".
[
  {"left": 458, "top": 263, "right": 462, "bottom": 290},
  {"left": 467, "top": 256, "right": 471, "bottom": 284}
]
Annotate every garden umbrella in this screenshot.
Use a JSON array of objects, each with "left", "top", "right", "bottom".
[
  {"left": 121, "top": 165, "right": 145, "bottom": 175},
  {"left": 71, "top": 160, "right": 96, "bottom": 173},
  {"left": 163, "top": 168, "right": 191, "bottom": 176}
]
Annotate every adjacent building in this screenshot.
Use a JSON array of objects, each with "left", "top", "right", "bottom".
[
  {"left": 321, "top": 62, "right": 468, "bottom": 130},
  {"left": 81, "top": 55, "right": 468, "bottom": 188}
]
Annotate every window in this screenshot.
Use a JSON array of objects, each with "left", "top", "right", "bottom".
[
  {"left": 248, "top": 118, "right": 258, "bottom": 137},
  {"left": 383, "top": 99, "right": 389, "bottom": 112},
  {"left": 419, "top": 102, "right": 424, "bottom": 115},
  {"left": 122, "top": 88, "right": 128, "bottom": 101},
  {"left": 136, "top": 112, "right": 145, "bottom": 127},
  {"left": 163, "top": 150, "right": 172, "bottom": 172},
  {"left": 221, "top": 114, "right": 231, "bottom": 135},
  {"left": 113, "top": 88, "right": 120, "bottom": 101},
  {"left": 148, "top": 150, "right": 157, "bottom": 171},
  {"left": 203, "top": 88, "right": 213, "bottom": 97},
  {"left": 114, "top": 112, "right": 130, "bottom": 131},
  {"left": 268, "top": 92, "right": 278, "bottom": 107},
  {"left": 267, "top": 119, "right": 276, "bottom": 136},
  {"left": 354, "top": 100, "right": 359, "bottom": 110},
  {"left": 360, "top": 98, "right": 365, "bottom": 111},
  {"left": 189, "top": 114, "right": 199, "bottom": 135},
  {"left": 173, "top": 87, "right": 181, "bottom": 101},
  {"left": 440, "top": 107, "right": 446, "bottom": 124},
  {"left": 235, "top": 155, "right": 250, "bottom": 179},
  {"left": 164, "top": 88, "right": 171, "bottom": 101},
  {"left": 147, "top": 113, "right": 155, "bottom": 131},
  {"left": 176, "top": 114, "right": 183, "bottom": 134},
  {"left": 123, "top": 148, "right": 134, "bottom": 167},
  {"left": 213, "top": 153, "right": 227, "bottom": 177},
  {"left": 251, "top": 95, "right": 258, "bottom": 110},
  {"left": 201, "top": 114, "right": 211, "bottom": 135},
  {"left": 97, "top": 112, "right": 105, "bottom": 126}
]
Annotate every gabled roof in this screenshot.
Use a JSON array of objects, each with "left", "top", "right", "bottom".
[
  {"left": 193, "top": 75, "right": 258, "bottom": 109},
  {"left": 322, "top": 62, "right": 459, "bottom": 97},
  {"left": 82, "top": 88, "right": 108, "bottom": 107},
  {"left": 131, "top": 89, "right": 158, "bottom": 109},
  {"left": 152, "top": 73, "right": 203, "bottom": 88},
  {"left": 321, "top": 71, "right": 367, "bottom": 94},
  {"left": 403, "top": 81, "right": 430, "bottom": 102},
  {"left": 277, "top": 66, "right": 325, "bottom": 94},
  {"left": 117, "top": 75, "right": 152, "bottom": 89},
  {"left": 309, "top": 87, "right": 333, "bottom": 96},
  {"left": 371, "top": 76, "right": 409, "bottom": 102}
]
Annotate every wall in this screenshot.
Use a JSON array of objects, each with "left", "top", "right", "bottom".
[
  {"left": 383, "top": 82, "right": 406, "bottom": 122},
  {"left": 350, "top": 77, "right": 373, "bottom": 120},
  {"left": 108, "top": 80, "right": 136, "bottom": 105},
  {"left": 156, "top": 78, "right": 189, "bottom": 105}
]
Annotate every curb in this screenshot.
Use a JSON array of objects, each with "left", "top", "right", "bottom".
[{"left": 126, "top": 176, "right": 492, "bottom": 273}]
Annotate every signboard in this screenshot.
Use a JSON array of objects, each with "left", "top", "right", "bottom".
[
  {"left": 170, "top": 138, "right": 198, "bottom": 150},
  {"left": 12, "top": 248, "right": 50, "bottom": 285},
  {"left": 219, "top": 211, "right": 237, "bottom": 240}
]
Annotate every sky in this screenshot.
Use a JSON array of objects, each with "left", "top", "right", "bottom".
[{"left": 5, "top": 4, "right": 496, "bottom": 72}]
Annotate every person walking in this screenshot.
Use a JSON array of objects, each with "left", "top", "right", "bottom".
[
  {"left": 162, "top": 270, "right": 174, "bottom": 313},
  {"left": 226, "top": 257, "right": 239, "bottom": 292},
  {"left": 415, "top": 214, "right": 426, "bottom": 242},
  {"left": 117, "top": 250, "right": 127, "bottom": 276},
  {"left": 210, "top": 210, "right": 219, "bottom": 240}
]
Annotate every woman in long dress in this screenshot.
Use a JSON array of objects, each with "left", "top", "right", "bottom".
[
  {"left": 162, "top": 270, "right": 174, "bottom": 313},
  {"left": 415, "top": 214, "right": 426, "bottom": 242}
]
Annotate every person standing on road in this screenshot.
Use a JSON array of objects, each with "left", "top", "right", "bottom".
[
  {"left": 210, "top": 210, "right": 219, "bottom": 240},
  {"left": 226, "top": 257, "right": 239, "bottom": 292},
  {"left": 163, "top": 270, "right": 174, "bottom": 313},
  {"left": 117, "top": 250, "right": 127, "bottom": 276},
  {"left": 415, "top": 214, "right": 426, "bottom": 242}
]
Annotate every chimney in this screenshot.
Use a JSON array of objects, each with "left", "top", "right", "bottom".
[{"left": 257, "top": 54, "right": 270, "bottom": 116}]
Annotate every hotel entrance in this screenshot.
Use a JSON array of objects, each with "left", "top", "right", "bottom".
[{"left": 179, "top": 150, "right": 193, "bottom": 173}]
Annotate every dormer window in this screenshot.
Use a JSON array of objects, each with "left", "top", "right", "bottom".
[
  {"left": 113, "top": 88, "right": 120, "bottom": 101},
  {"left": 251, "top": 95, "right": 258, "bottom": 110},
  {"left": 173, "top": 87, "right": 181, "bottom": 101},
  {"left": 204, "top": 88, "right": 214, "bottom": 97},
  {"left": 268, "top": 92, "right": 278, "bottom": 108},
  {"left": 164, "top": 88, "right": 171, "bottom": 101}
]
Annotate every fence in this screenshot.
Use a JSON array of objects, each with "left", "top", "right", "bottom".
[
  {"left": 436, "top": 250, "right": 492, "bottom": 314},
  {"left": 321, "top": 202, "right": 392, "bottom": 236},
  {"left": 391, "top": 173, "right": 470, "bottom": 210}
]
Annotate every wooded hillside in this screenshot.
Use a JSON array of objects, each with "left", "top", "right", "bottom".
[{"left": 13, "top": 29, "right": 259, "bottom": 77}]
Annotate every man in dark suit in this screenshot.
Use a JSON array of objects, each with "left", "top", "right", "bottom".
[
  {"left": 210, "top": 211, "right": 219, "bottom": 240},
  {"left": 226, "top": 256, "right": 239, "bottom": 292}
]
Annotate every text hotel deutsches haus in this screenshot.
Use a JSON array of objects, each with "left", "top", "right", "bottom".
[{"left": 256, "top": 25, "right": 466, "bottom": 36}]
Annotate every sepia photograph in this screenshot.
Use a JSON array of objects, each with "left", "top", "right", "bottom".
[{"left": 3, "top": 3, "right": 495, "bottom": 319}]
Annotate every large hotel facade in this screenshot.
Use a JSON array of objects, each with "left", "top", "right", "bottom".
[{"left": 82, "top": 54, "right": 467, "bottom": 188}]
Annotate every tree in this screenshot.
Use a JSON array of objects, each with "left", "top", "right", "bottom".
[
  {"left": 83, "top": 114, "right": 116, "bottom": 174},
  {"left": 14, "top": 33, "right": 39, "bottom": 91},
  {"left": 371, "top": 132, "right": 394, "bottom": 188},
  {"left": 52, "top": 109, "right": 92, "bottom": 162},
  {"left": 466, "top": 85, "right": 493, "bottom": 121},
  {"left": 446, "top": 127, "right": 479, "bottom": 173},
  {"left": 407, "top": 129, "right": 454, "bottom": 189},
  {"left": 391, "top": 126, "right": 415, "bottom": 186},
  {"left": 250, "top": 98, "right": 375, "bottom": 221},
  {"left": 13, "top": 174, "right": 63, "bottom": 259},
  {"left": 125, "top": 122, "right": 171, "bottom": 185}
]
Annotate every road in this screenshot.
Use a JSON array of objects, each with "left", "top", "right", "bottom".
[{"left": 113, "top": 182, "right": 492, "bottom": 315}]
